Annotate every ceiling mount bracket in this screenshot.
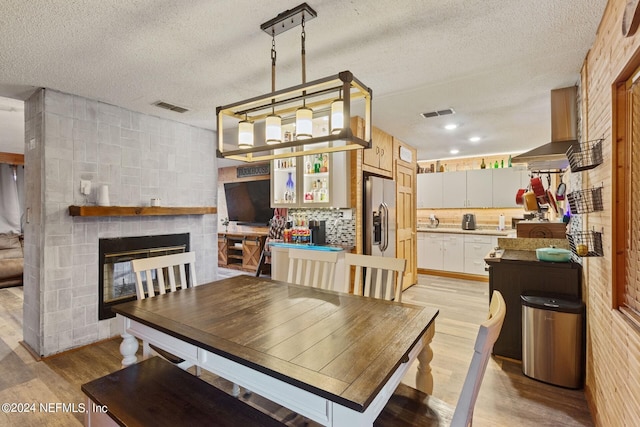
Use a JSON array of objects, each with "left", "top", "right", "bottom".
[{"left": 260, "top": 3, "right": 317, "bottom": 36}]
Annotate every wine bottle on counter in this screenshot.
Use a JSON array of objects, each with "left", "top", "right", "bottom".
[{"left": 480, "top": 158, "right": 486, "bottom": 169}]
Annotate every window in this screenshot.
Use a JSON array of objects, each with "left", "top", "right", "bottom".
[{"left": 614, "top": 64, "right": 640, "bottom": 328}]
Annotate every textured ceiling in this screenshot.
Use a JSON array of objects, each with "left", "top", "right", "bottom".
[{"left": 0, "top": 0, "right": 608, "bottom": 164}]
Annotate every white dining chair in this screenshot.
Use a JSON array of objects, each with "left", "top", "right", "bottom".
[
  {"left": 287, "top": 248, "right": 339, "bottom": 290},
  {"left": 132, "top": 251, "right": 197, "bottom": 300},
  {"left": 374, "top": 290, "right": 507, "bottom": 427},
  {"left": 131, "top": 252, "right": 199, "bottom": 374},
  {"left": 344, "top": 253, "right": 406, "bottom": 302}
]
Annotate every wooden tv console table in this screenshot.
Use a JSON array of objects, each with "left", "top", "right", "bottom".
[{"left": 218, "top": 232, "right": 267, "bottom": 272}]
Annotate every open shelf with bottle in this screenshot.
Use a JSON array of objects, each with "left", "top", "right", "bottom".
[{"left": 271, "top": 125, "right": 350, "bottom": 208}]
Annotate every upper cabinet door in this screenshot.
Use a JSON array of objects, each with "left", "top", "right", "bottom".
[
  {"left": 442, "top": 171, "right": 467, "bottom": 208},
  {"left": 363, "top": 126, "right": 393, "bottom": 177},
  {"left": 492, "top": 168, "right": 528, "bottom": 208},
  {"left": 466, "top": 169, "right": 493, "bottom": 207},
  {"left": 417, "top": 173, "right": 443, "bottom": 208}
]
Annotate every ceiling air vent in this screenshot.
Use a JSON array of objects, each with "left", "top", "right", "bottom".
[
  {"left": 420, "top": 108, "right": 455, "bottom": 119},
  {"left": 153, "top": 101, "right": 189, "bottom": 114}
]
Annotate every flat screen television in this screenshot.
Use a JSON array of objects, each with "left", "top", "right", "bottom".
[{"left": 223, "top": 180, "right": 274, "bottom": 226}]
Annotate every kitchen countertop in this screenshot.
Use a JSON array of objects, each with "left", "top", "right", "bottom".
[
  {"left": 485, "top": 249, "right": 579, "bottom": 269},
  {"left": 269, "top": 242, "right": 347, "bottom": 252},
  {"left": 417, "top": 227, "right": 515, "bottom": 236}
]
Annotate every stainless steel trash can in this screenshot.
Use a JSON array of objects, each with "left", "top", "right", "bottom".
[{"left": 521, "top": 295, "right": 584, "bottom": 389}]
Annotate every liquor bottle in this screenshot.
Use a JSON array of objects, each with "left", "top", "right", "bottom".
[
  {"left": 480, "top": 159, "right": 486, "bottom": 169},
  {"left": 501, "top": 159, "right": 504, "bottom": 168},
  {"left": 285, "top": 172, "right": 295, "bottom": 203},
  {"left": 494, "top": 160, "right": 499, "bottom": 168},
  {"left": 314, "top": 155, "right": 322, "bottom": 173},
  {"left": 508, "top": 155, "right": 512, "bottom": 167}
]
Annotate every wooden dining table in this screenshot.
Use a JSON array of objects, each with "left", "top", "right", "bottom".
[{"left": 113, "top": 275, "right": 438, "bottom": 427}]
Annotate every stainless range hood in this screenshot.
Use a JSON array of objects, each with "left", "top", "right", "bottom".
[{"left": 512, "top": 86, "right": 578, "bottom": 170}]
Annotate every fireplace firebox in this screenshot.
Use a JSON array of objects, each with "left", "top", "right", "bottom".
[{"left": 98, "top": 233, "right": 190, "bottom": 320}]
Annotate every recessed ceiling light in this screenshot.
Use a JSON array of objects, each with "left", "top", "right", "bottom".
[
  {"left": 450, "top": 149, "right": 459, "bottom": 154},
  {"left": 444, "top": 124, "right": 458, "bottom": 130},
  {"left": 469, "top": 136, "right": 481, "bottom": 142}
]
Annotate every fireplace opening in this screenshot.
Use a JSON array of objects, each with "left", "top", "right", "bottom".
[{"left": 99, "top": 233, "right": 190, "bottom": 320}]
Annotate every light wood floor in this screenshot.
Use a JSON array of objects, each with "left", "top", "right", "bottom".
[{"left": 0, "top": 271, "right": 593, "bottom": 426}]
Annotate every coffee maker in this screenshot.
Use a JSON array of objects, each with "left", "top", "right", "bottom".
[
  {"left": 462, "top": 213, "right": 476, "bottom": 230},
  {"left": 309, "top": 220, "right": 326, "bottom": 245}
]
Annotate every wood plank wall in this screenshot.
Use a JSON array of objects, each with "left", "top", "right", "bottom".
[{"left": 580, "top": 1, "right": 640, "bottom": 425}]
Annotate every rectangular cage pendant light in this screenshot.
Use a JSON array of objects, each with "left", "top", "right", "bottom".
[
  {"left": 216, "top": 71, "right": 372, "bottom": 162},
  {"left": 215, "top": 3, "right": 372, "bottom": 163}
]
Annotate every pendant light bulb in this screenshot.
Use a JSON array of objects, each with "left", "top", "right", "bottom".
[
  {"left": 295, "top": 107, "right": 313, "bottom": 140},
  {"left": 238, "top": 118, "right": 254, "bottom": 149},
  {"left": 330, "top": 98, "right": 344, "bottom": 134},
  {"left": 265, "top": 114, "right": 282, "bottom": 145}
]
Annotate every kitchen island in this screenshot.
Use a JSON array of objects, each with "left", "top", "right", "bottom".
[{"left": 485, "top": 249, "right": 582, "bottom": 360}]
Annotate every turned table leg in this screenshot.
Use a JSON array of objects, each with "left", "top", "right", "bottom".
[
  {"left": 415, "top": 323, "right": 435, "bottom": 394},
  {"left": 120, "top": 331, "right": 139, "bottom": 367}
]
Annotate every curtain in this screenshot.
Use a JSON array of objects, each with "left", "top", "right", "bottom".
[{"left": 0, "top": 164, "right": 22, "bottom": 234}]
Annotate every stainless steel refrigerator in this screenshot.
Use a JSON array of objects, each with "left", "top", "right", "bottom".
[{"left": 365, "top": 175, "right": 396, "bottom": 257}]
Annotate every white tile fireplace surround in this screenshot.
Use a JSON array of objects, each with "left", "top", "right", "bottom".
[{"left": 23, "top": 89, "right": 218, "bottom": 357}]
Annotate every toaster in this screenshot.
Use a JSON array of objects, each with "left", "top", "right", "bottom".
[{"left": 462, "top": 213, "right": 476, "bottom": 230}]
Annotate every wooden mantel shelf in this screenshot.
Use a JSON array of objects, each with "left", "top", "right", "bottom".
[{"left": 68, "top": 206, "right": 217, "bottom": 217}]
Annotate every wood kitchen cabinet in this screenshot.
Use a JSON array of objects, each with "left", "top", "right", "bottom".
[{"left": 363, "top": 126, "right": 393, "bottom": 177}]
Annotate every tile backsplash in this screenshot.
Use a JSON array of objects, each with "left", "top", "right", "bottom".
[{"left": 289, "top": 208, "right": 355, "bottom": 247}]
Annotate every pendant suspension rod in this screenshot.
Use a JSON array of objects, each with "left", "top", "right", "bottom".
[
  {"left": 301, "top": 14, "right": 306, "bottom": 85},
  {"left": 300, "top": 13, "right": 307, "bottom": 106},
  {"left": 271, "top": 29, "right": 276, "bottom": 112}
]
